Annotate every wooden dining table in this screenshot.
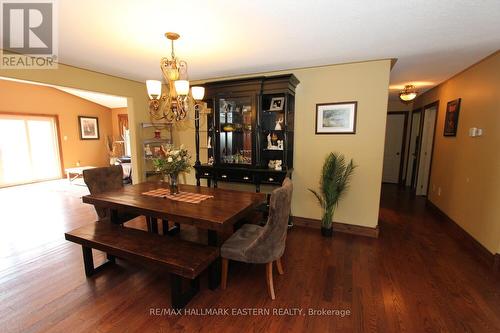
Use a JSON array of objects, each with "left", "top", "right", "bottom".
[{"left": 82, "top": 181, "right": 266, "bottom": 287}]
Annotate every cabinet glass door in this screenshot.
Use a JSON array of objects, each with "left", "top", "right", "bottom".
[{"left": 218, "top": 96, "right": 253, "bottom": 165}]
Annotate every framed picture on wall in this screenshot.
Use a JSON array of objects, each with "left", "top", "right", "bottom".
[
  {"left": 78, "top": 116, "right": 100, "bottom": 140},
  {"left": 443, "top": 98, "right": 461, "bottom": 136},
  {"left": 315, "top": 101, "right": 357, "bottom": 134}
]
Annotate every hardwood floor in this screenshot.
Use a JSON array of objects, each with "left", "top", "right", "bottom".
[{"left": 1, "top": 181, "right": 499, "bottom": 332}]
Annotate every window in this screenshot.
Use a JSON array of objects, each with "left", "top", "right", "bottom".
[{"left": 0, "top": 114, "right": 61, "bottom": 187}]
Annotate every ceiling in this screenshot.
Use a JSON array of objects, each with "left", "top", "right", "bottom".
[
  {"left": 54, "top": 87, "right": 127, "bottom": 108},
  {"left": 0, "top": 77, "right": 128, "bottom": 108},
  {"left": 53, "top": 1, "right": 500, "bottom": 99}
]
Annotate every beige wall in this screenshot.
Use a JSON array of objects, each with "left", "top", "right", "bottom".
[
  {"left": 182, "top": 60, "right": 392, "bottom": 228},
  {"left": 0, "top": 62, "right": 149, "bottom": 183},
  {"left": 1, "top": 59, "right": 391, "bottom": 229},
  {"left": 412, "top": 51, "right": 500, "bottom": 254},
  {"left": 0, "top": 79, "right": 112, "bottom": 169}
]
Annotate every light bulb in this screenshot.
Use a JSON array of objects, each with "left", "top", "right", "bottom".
[
  {"left": 174, "top": 80, "right": 190, "bottom": 96},
  {"left": 191, "top": 86, "right": 205, "bottom": 101},
  {"left": 146, "top": 80, "right": 162, "bottom": 99}
]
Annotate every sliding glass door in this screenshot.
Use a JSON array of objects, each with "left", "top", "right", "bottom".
[{"left": 0, "top": 114, "right": 61, "bottom": 187}]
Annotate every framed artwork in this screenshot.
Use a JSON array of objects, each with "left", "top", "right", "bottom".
[
  {"left": 444, "top": 98, "right": 461, "bottom": 136},
  {"left": 269, "top": 97, "right": 285, "bottom": 111},
  {"left": 315, "top": 101, "right": 357, "bottom": 134},
  {"left": 78, "top": 116, "right": 100, "bottom": 140}
]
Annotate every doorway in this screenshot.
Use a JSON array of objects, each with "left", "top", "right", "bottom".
[
  {"left": 0, "top": 114, "right": 62, "bottom": 187},
  {"left": 382, "top": 112, "right": 408, "bottom": 184},
  {"left": 415, "top": 102, "right": 438, "bottom": 196}
]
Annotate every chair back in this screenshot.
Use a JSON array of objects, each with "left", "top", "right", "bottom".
[
  {"left": 246, "top": 177, "right": 293, "bottom": 262},
  {"left": 83, "top": 165, "right": 123, "bottom": 219}
]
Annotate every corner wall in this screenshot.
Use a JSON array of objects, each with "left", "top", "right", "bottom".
[
  {"left": 412, "top": 51, "right": 500, "bottom": 254},
  {"left": 0, "top": 79, "right": 113, "bottom": 169},
  {"left": 183, "top": 60, "right": 392, "bottom": 228},
  {"left": 0, "top": 63, "right": 149, "bottom": 183},
  {"left": 1, "top": 59, "right": 391, "bottom": 229}
]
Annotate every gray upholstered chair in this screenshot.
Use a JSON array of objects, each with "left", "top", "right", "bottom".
[
  {"left": 221, "top": 178, "right": 293, "bottom": 299},
  {"left": 83, "top": 165, "right": 138, "bottom": 224}
]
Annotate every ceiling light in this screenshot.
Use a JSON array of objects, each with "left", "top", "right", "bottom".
[{"left": 399, "top": 85, "right": 418, "bottom": 102}]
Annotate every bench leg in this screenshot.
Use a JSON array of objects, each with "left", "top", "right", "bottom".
[
  {"left": 82, "top": 246, "right": 94, "bottom": 277},
  {"left": 170, "top": 274, "right": 199, "bottom": 309},
  {"left": 81, "top": 246, "right": 115, "bottom": 277},
  {"left": 106, "top": 254, "right": 116, "bottom": 263}
]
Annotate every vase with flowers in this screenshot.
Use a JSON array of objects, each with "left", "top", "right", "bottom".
[{"left": 152, "top": 145, "right": 191, "bottom": 194}]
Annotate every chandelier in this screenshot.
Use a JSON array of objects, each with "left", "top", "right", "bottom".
[
  {"left": 399, "top": 84, "right": 418, "bottom": 103},
  {"left": 146, "top": 32, "right": 205, "bottom": 122}
]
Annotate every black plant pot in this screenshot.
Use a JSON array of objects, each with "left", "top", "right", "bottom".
[{"left": 321, "top": 226, "right": 333, "bottom": 237}]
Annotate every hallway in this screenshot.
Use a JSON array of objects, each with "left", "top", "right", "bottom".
[
  {"left": 378, "top": 184, "right": 500, "bottom": 332},
  {"left": 0, "top": 182, "right": 499, "bottom": 332}
]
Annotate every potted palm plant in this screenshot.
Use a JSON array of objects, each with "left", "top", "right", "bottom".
[{"left": 309, "top": 152, "right": 356, "bottom": 237}]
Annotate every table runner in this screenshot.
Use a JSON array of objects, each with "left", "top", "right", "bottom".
[{"left": 142, "top": 188, "right": 214, "bottom": 204}]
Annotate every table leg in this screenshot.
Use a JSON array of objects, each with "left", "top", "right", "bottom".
[
  {"left": 145, "top": 216, "right": 158, "bottom": 234},
  {"left": 151, "top": 218, "right": 158, "bottom": 234},
  {"left": 110, "top": 209, "right": 119, "bottom": 224},
  {"left": 162, "top": 219, "right": 180, "bottom": 236},
  {"left": 208, "top": 230, "right": 221, "bottom": 289}
]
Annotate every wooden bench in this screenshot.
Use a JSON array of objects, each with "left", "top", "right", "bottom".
[{"left": 65, "top": 221, "right": 219, "bottom": 309}]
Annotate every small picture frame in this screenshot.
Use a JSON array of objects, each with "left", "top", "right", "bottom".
[
  {"left": 269, "top": 97, "right": 285, "bottom": 111},
  {"left": 444, "top": 98, "right": 461, "bottom": 137},
  {"left": 315, "top": 101, "right": 357, "bottom": 134},
  {"left": 78, "top": 116, "right": 100, "bottom": 140}
]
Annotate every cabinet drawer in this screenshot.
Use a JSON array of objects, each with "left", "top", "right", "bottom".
[
  {"left": 197, "top": 168, "right": 213, "bottom": 179},
  {"left": 217, "top": 170, "right": 253, "bottom": 183},
  {"left": 260, "top": 172, "right": 286, "bottom": 185}
]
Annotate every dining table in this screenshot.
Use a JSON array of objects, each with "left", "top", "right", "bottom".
[{"left": 82, "top": 181, "right": 266, "bottom": 287}]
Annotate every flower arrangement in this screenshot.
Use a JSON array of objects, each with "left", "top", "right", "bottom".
[{"left": 152, "top": 145, "right": 191, "bottom": 194}]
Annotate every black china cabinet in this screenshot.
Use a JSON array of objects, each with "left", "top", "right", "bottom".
[{"left": 194, "top": 74, "right": 299, "bottom": 192}]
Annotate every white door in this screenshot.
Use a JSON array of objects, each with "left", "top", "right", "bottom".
[
  {"left": 0, "top": 115, "right": 61, "bottom": 187},
  {"left": 382, "top": 113, "right": 406, "bottom": 183},
  {"left": 416, "top": 106, "right": 437, "bottom": 195}
]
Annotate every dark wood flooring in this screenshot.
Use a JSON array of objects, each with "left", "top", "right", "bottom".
[{"left": 0, "top": 181, "right": 499, "bottom": 332}]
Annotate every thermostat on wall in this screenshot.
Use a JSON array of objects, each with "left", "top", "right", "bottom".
[{"left": 468, "top": 128, "right": 483, "bottom": 137}]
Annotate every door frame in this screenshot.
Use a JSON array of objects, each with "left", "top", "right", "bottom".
[
  {"left": 386, "top": 111, "right": 409, "bottom": 185},
  {"left": 414, "top": 100, "right": 439, "bottom": 196},
  {"left": 405, "top": 108, "right": 422, "bottom": 189},
  {"left": 0, "top": 111, "right": 65, "bottom": 182}
]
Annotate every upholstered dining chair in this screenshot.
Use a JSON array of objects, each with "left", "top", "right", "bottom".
[
  {"left": 83, "top": 165, "right": 138, "bottom": 224},
  {"left": 221, "top": 178, "right": 293, "bottom": 299}
]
